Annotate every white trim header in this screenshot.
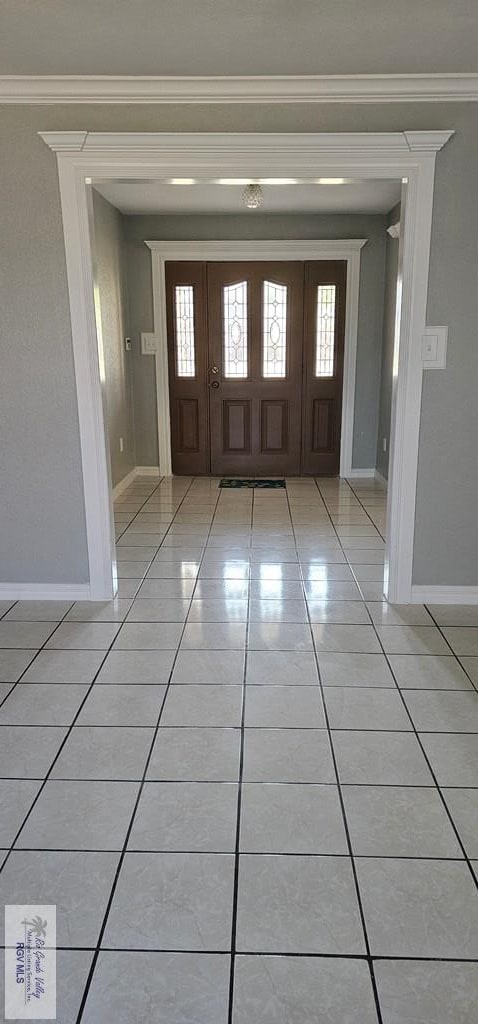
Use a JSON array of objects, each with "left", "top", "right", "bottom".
[
  {"left": 39, "top": 130, "right": 454, "bottom": 158},
  {"left": 145, "top": 239, "right": 367, "bottom": 258},
  {"left": 3, "top": 74, "right": 478, "bottom": 105}
]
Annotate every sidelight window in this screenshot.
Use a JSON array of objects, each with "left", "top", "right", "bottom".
[
  {"left": 224, "top": 281, "right": 248, "bottom": 378},
  {"left": 315, "top": 284, "right": 336, "bottom": 377},
  {"left": 263, "top": 281, "right": 287, "bottom": 378},
  {"left": 174, "top": 285, "right": 195, "bottom": 377}
]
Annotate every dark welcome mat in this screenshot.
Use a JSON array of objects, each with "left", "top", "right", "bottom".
[{"left": 219, "top": 478, "right": 286, "bottom": 489}]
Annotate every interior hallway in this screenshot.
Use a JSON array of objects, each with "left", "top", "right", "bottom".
[{"left": 0, "top": 474, "right": 477, "bottom": 1022}]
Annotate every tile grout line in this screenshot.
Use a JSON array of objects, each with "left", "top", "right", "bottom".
[
  {"left": 0, "top": 476, "right": 163, "bottom": 702},
  {"left": 1, "top": 943, "right": 477, "bottom": 963},
  {"left": 344, "top": 478, "right": 387, "bottom": 543},
  {"left": 113, "top": 476, "right": 165, "bottom": 545},
  {"left": 295, "top": 479, "right": 385, "bottom": 1024},
  {"left": 314, "top": 478, "right": 478, "bottom": 892},
  {"left": 226, "top": 482, "right": 254, "bottom": 1024},
  {"left": 0, "top": 479, "right": 176, "bottom": 874},
  {"left": 309, "top": 477, "right": 386, "bottom": 1024},
  {"left": 74, "top": 476, "right": 222, "bottom": 1023},
  {"left": 2, "top": 475, "right": 478, "bottom": 1015},
  {"left": 359, "top": 606, "right": 478, "bottom": 893},
  {"left": 423, "top": 605, "right": 478, "bottom": 695}
]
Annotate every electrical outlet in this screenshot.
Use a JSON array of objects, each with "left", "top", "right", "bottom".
[
  {"left": 119, "top": 437, "right": 124, "bottom": 453},
  {"left": 382, "top": 437, "right": 387, "bottom": 453}
]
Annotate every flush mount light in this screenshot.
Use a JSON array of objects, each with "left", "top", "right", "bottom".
[
  {"left": 242, "top": 183, "right": 263, "bottom": 209},
  {"left": 216, "top": 178, "right": 252, "bottom": 185}
]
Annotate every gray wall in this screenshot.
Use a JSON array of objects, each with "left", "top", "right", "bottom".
[
  {"left": 2, "top": 0, "right": 476, "bottom": 75},
  {"left": 92, "top": 190, "right": 136, "bottom": 488},
  {"left": 1, "top": 103, "right": 477, "bottom": 587},
  {"left": 376, "top": 204, "right": 400, "bottom": 479},
  {"left": 122, "top": 212, "right": 387, "bottom": 470}
]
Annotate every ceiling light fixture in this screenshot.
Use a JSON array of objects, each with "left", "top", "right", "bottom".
[
  {"left": 259, "top": 178, "right": 298, "bottom": 185},
  {"left": 216, "top": 178, "right": 252, "bottom": 185},
  {"left": 168, "top": 178, "right": 197, "bottom": 185},
  {"left": 242, "top": 183, "right": 263, "bottom": 209},
  {"left": 315, "top": 178, "right": 346, "bottom": 185}
]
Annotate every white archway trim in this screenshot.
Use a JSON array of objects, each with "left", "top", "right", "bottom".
[
  {"left": 145, "top": 239, "right": 366, "bottom": 480},
  {"left": 39, "top": 129, "right": 453, "bottom": 602}
]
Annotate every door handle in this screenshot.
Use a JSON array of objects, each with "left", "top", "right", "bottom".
[
  {"left": 209, "top": 366, "right": 219, "bottom": 374},
  {"left": 210, "top": 380, "right": 220, "bottom": 389}
]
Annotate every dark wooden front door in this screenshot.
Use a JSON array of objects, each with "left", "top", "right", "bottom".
[
  {"left": 165, "top": 259, "right": 346, "bottom": 476},
  {"left": 207, "top": 262, "right": 304, "bottom": 476}
]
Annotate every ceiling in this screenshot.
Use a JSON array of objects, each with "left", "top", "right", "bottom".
[
  {"left": 94, "top": 179, "right": 402, "bottom": 216},
  {"left": 0, "top": 0, "right": 475, "bottom": 75}
]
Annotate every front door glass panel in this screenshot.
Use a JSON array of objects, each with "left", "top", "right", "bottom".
[
  {"left": 263, "top": 280, "right": 287, "bottom": 378},
  {"left": 224, "top": 281, "right": 248, "bottom": 378}
]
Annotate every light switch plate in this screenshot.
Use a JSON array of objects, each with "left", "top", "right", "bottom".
[
  {"left": 141, "top": 332, "right": 158, "bottom": 355},
  {"left": 422, "top": 326, "right": 448, "bottom": 369}
]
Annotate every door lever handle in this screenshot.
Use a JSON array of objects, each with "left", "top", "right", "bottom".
[{"left": 209, "top": 366, "right": 219, "bottom": 374}]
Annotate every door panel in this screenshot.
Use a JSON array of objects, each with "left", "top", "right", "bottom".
[
  {"left": 165, "top": 262, "right": 209, "bottom": 474},
  {"left": 261, "top": 400, "right": 288, "bottom": 453},
  {"left": 302, "top": 261, "right": 347, "bottom": 475},
  {"left": 312, "top": 397, "right": 336, "bottom": 453},
  {"left": 177, "top": 398, "right": 200, "bottom": 452},
  {"left": 222, "top": 400, "right": 252, "bottom": 454},
  {"left": 207, "top": 262, "right": 304, "bottom": 476}
]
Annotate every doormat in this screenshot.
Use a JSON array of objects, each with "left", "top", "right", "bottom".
[{"left": 219, "top": 478, "right": 286, "bottom": 489}]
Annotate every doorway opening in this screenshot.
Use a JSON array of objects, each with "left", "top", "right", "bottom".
[
  {"left": 40, "top": 129, "right": 453, "bottom": 602},
  {"left": 166, "top": 259, "right": 346, "bottom": 477}
]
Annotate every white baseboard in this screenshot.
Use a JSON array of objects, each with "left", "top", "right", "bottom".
[
  {"left": 113, "top": 465, "right": 161, "bottom": 499},
  {"left": 112, "top": 467, "right": 137, "bottom": 500},
  {"left": 346, "top": 468, "right": 377, "bottom": 479},
  {"left": 0, "top": 583, "right": 91, "bottom": 601},
  {"left": 374, "top": 469, "right": 388, "bottom": 486},
  {"left": 411, "top": 585, "right": 478, "bottom": 605},
  {"left": 135, "top": 466, "right": 161, "bottom": 477}
]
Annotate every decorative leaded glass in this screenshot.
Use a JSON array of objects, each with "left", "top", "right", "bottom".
[
  {"left": 174, "top": 285, "right": 196, "bottom": 377},
  {"left": 263, "top": 281, "right": 287, "bottom": 378},
  {"left": 224, "top": 281, "right": 248, "bottom": 378},
  {"left": 315, "top": 284, "right": 336, "bottom": 377}
]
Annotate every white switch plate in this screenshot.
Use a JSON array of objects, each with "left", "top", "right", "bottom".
[
  {"left": 141, "top": 332, "right": 158, "bottom": 355},
  {"left": 422, "top": 326, "right": 448, "bottom": 369}
]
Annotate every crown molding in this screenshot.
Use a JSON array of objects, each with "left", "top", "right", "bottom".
[
  {"left": 3, "top": 74, "right": 478, "bottom": 105},
  {"left": 39, "top": 130, "right": 454, "bottom": 158}
]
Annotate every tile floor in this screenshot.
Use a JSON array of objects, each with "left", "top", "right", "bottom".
[{"left": 1, "top": 474, "right": 478, "bottom": 1023}]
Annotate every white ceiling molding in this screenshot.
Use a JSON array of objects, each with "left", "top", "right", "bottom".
[
  {"left": 3, "top": 74, "right": 478, "bottom": 105},
  {"left": 39, "top": 130, "right": 454, "bottom": 161}
]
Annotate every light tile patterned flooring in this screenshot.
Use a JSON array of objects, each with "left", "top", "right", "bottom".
[{"left": 1, "top": 475, "right": 478, "bottom": 1023}]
